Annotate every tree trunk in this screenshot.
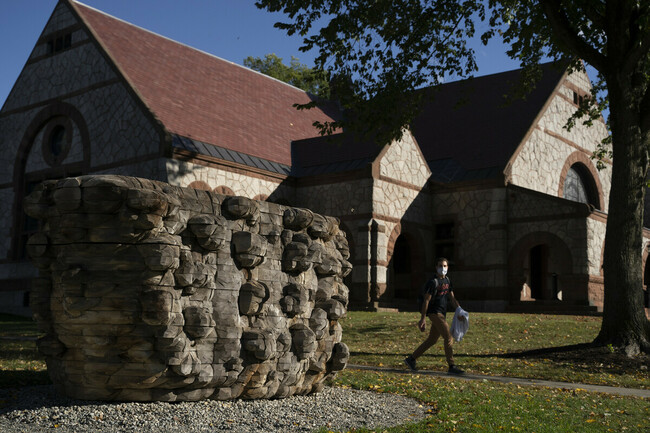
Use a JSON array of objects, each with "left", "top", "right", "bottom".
[{"left": 597, "top": 83, "right": 650, "bottom": 355}]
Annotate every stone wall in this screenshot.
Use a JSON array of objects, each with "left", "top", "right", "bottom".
[
  {"left": 296, "top": 176, "right": 374, "bottom": 303},
  {"left": 586, "top": 217, "right": 606, "bottom": 276},
  {"left": 166, "top": 159, "right": 292, "bottom": 203},
  {"left": 509, "top": 70, "right": 611, "bottom": 212},
  {"left": 373, "top": 134, "right": 432, "bottom": 300},
  {"left": 429, "top": 187, "right": 505, "bottom": 308},
  {"left": 3, "top": 4, "right": 103, "bottom": 113},
  {"left": 431, "top": 188, "right": 494, "bottom": 266},
  {"left": 507, "top": 186, "right": 590, "bottom": 274},
  {"left": 0, "top": 1, "right": 163, "bottom": 273},
  {"left": 24, "top": 175, "right": 350, "bottom": 401},
  {"left": 378, "top": 133, "right": 430, "bottom": 188}
]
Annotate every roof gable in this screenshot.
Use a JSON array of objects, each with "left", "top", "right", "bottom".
[
  {"left": 69, "top": 0, "right": 337, "bottom": 166},
  {"left": 412, "top": 62, "right": 566, "bottom": 182},
  {"left": 376, "top": 131, "right": 430, "bottom": 188},
  {"left": 291, "top": 63, "right": 566, "bottom": 181},
  {"left": 291, "top": 133, "right": 384, "bottom": 177}
]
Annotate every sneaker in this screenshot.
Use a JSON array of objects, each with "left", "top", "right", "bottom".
[
  {"left": 448, "top": 365, "right": 465, "bottom": 375},
  {"left": 404, "top": 356, "right": 417, "bottom": 371}
]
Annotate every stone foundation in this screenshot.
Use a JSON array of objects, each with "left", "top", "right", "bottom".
[{"left": 24, "top": 175, "right": 351, "bottom": 401}]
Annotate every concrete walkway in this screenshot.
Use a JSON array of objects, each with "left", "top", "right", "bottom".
[{"left": 347, "top": 364, "right": 650, "bottom": 399}]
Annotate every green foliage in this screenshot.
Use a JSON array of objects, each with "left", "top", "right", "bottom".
[
  {"left": 486, "top": 1, "right": 617, "bottom": 168},
  {"left": 256, "top": 0, "right": 486, "bottom": 144},
  {"left": 253, "top": 0, "right": 650, "bottom": 164},
  {"left": 255, "top": 0, "right": 650, "bottom": 351},
  {"left": 243, "top": 53, "right": 329, "bottom": 95}
]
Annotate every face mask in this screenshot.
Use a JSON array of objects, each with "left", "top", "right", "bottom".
[{"left": 437, "top": 266, "right": 447, "bottom": 276}]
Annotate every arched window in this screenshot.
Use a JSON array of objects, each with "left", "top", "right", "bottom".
[
  {"left": 187, "top": 180, "right": 211, "bottom": 191},
  {"left": 214, "top": 185, "right": 234, "bottom": 196},
  {"left": 41, "top": 117, "right": 73, "bottom": 167},
  {"left": 49, "top": 126, "right": 66, "bottom": 157},
  {"left": 563, "top": 163, "right": 600, "bottom": 209},
  {"left": 13, "top": 103, "right": 90, "bottom": 260}
]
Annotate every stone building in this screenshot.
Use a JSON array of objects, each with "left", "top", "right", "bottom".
[{"left": 2, "top": 0, "right": 649, "bottom": 316}]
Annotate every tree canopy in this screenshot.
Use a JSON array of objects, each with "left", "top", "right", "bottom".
[
  {"left": 243, "top": 53, "right": 329, "bottom": 95},
  {"left": 256, "top": 0, "right": 650, "bottom": 354}
]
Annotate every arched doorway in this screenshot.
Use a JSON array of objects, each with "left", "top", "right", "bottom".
[
  {"left": 508, "top": 232, "right": 572, "bottom": 303},
  {"left": 188, "top": 180, "right": 212, "bottom": 191},
  {"left": 390, "top": 235, "right": 413, "bottom": 299},
  {"left": 386, "top": 226, "right": 425, "bottom": 301},
  {"left": 529, "top": 244, "right": 547, "bottom": 299},
  {"left": 527, "top": 244, "right": 562, "bottom": 300}
]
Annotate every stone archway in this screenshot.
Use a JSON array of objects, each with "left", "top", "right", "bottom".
[
  {"left": 390, "top": 235, "right": 412, "bottom": 299},
  {"left": 508, "top": 232, "right": 573, "bottom": 303},
  {"left": 11, "top": 102, "right": 90, "bottom": 259},
  {"left": 386, "top": 224, "right": 426, "bottom": 301}
]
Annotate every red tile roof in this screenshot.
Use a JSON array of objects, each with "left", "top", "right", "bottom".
[{"left": 70, "top": 0, "right": 337, "bottom": 166}]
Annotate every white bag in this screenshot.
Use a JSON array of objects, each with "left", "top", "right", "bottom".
[{"left": 451, "top": 307, "right": 469, "bottom": 342}]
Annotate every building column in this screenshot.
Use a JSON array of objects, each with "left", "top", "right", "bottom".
[{"left": 348, "top": 218, "right": 387, "bottom": 310}]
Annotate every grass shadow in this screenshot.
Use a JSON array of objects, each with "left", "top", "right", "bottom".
[
  {"left": 0, "top": 369, "right": 51, "bottom": 390},
  {"left": 351, "top": 340, "right": 650, "bottom": 380},
  {"left": 498, "top": 342, "right": 597, "bottom": 358},
  {"left": 498, "top": 342, "right": 649, "bottom": 378}
]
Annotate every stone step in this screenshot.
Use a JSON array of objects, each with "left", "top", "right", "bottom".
[
  {"left": 352, "top": 300, "right": 602, "bottom": 316},
  {"left": 505, "top": 301, "right": 600, "bottom": 315}
]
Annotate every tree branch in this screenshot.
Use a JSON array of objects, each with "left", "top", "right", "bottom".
[
  {"left": 624, "top": 33, "right": 650, "bottom": 75},
  {"left": 623, "top": 5, "right": 650, "bottom": 76},
  {"left": 582, "top": 2, "right": 606, "bottom": 30},
  {"left": 539, "top": 0, "right": 607, "bottom": 72}
]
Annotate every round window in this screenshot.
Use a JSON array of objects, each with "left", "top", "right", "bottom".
[
  {"left": 41, "top": 117, "right": 72, "bottom": 166},
  {"left": 49, "top": 126, "right": 66, "bottom": 157}
]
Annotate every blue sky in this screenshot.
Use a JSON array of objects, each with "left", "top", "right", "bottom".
[{"left": 0, "top": 0, "right": 526, "bottom": 108}]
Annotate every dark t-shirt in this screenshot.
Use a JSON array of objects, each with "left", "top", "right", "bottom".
[{"left": 424, "top": 277, "right": 452, "bottom": 315}]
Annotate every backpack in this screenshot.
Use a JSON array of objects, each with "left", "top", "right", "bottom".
[{"left": 417, "top": 277, "right": 440, "bottom": 311}]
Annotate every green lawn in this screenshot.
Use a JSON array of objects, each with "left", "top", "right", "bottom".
[
  {"left": 339, "top": 311, "right": 649, "bottom": 389},
  {"left": 326, "top": 369, "right": 649, "bottom": 433},
  {"left": 1, "top": 312, "right": 648, "bottom": 433},
  {"left": 0, "top": 313, "right": 48, "bottom": 388},
  {"left": 327, "top": 311, "right": 649, "bottom": 433}
]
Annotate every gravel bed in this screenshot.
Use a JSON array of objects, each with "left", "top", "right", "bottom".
[{"left": 0, "top": 385, "right": 427, "bottom": 432}]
